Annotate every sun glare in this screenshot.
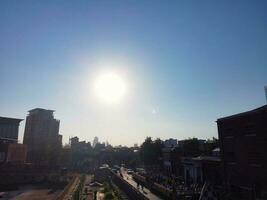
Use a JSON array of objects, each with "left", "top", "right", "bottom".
[{"left": 94, "top": 72, "right": 126, "bottom": 104}]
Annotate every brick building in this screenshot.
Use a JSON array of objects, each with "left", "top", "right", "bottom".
[
  {"left": 0, "top": 143, "right": 27, "bottom": 163},
  {"left": 217, "top": 105, "right": 267, "bottom": 199}
]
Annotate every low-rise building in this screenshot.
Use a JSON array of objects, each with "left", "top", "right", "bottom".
[
  {"left": 182, "top": 156, "right": 221, "bottom": 186},
  {"left": 0, "top": 143, "right": 27, "bottom": 164},
  {"left": 162, "top": 147, "right": 183, "bottom": 176}
]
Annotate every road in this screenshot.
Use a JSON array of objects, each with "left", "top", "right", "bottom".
[
  {"left": 62, "top": 175, "right": 80, "bottom": 200},
  {"left": 81, "top": 175, "right": 94, "bottom": 200},
  {"left": 120, "top": 168, "right": 163, "bottom": 200}
]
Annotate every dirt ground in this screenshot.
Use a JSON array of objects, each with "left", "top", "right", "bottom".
[
  {"left": 1, "top": 185, "right": 61, "bottom": 200},
  {"left": 11, "top": 189, "right": 61, "bottom": 200}
]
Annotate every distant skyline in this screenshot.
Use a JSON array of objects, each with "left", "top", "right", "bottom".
[{"left": 1, "top": 1, "right": 267, "bottom": 146}]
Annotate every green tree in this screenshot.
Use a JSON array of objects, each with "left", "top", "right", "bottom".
[{"left": 140, "top": 137, "right": 163, "bottom": 167}]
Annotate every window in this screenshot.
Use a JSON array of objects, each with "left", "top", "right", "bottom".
[
  {"left": 225, "top": 152, "right": 235, "bottom": 162},
  {"left": 224, "top": 127, "right": 234, "bottom": 137},
  {"left": 223, "top": 137, "right": 234, "bottom": 152},
  {"left": 248, "top": 152, "right": 261, "bottom": 166},
  {"left": 244, "top": 123, "right": 256, "bottom": 136},
  {"left": 0, "top": 152, "right": 6, "bottom": 162}
]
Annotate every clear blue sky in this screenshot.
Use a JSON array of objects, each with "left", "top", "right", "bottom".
[{"left": 1, "top": 0, "right": 267, "bottom": 146}]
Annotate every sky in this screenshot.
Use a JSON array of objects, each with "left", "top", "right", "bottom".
[{"left": 0, "top": 0, "right": 267, "bottom": 146}]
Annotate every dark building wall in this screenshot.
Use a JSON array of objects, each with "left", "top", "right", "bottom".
[
  {"left": 217, "top": 105, "right": 267, "bottom": 199},
  {"left": 0, "top": 117, "right": 23, "bottom": 141},
  {"left": 0, "top": 143, "right": 27, "bottom": 163},
  {"left": 23, "top": 108, "right": 61, "bottom": 165}
]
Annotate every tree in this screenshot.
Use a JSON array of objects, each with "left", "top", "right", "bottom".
[
  {"left": 182, "top": 138, "right": 201, "bottom": 157},
  {"left": 139, "top": 137, "right": 163, "bottom": 167}
]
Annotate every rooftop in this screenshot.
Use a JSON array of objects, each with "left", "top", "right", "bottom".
[
  {"left": 182, "top": 156, "right": 221, "bottom": 163},
  {"left": 0, "top": 117, "right": 23, "bottom": 123},
  {"left": 28, "top": 108, "right": 55, "bottom": 113},
  {"left": 217, "top": 105, "right": 267, "bottom": 122}
]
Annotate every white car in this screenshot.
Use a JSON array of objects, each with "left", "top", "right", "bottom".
[{"left": 127, "top": 169, "right": 134, "bottom": 174}]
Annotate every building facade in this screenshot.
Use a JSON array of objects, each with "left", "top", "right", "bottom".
[
  {"left": 0, "top": 117, "right": 23, "bottom": 142},
  {"left": 23, "top": 108, "right": 61, "bottom": 165},
  {"left": 217, "top": 105, "right": 267, "bottom": 199},
  {"left": 162, "top": 147, "right": 183, "bottom": 176},
  {"left": 70, "top": 136, "right": 91, "bottom": 152},
  {"left": 0, "top": 116, "right": 26, "bottom": 164},
  {"left": 0, "top": 143, "right": 27, "bottom": 164}
]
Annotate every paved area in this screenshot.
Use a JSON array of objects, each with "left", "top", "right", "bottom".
[
  {"left": 120, "top": 168, "right": 163, "bottom": 200},
  {"left": 10, "top": 189, "right": 61, "bottom": 200},
  {"left": 81, "top": 175, "right": 94, "bottom": 200}
]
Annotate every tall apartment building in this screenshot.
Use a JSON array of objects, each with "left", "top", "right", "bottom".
[
  {"left": 217, "top": 105, "right": 267, "bottom": 200},
  {"left": 23, "top": 108, "right": 61, "bottom": 165}
]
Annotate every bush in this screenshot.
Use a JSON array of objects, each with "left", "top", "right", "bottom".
[{"left": 104, "top": 191, "right": 114, "bottom": 200}]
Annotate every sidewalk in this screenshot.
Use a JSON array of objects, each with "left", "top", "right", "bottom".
[{"left": 121, "top": 170, "right": 163, "bottom": 200}]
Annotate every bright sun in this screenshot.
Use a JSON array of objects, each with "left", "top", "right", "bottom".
[{"left": 94, "top": 72, "right": 126, "bottom": 104}]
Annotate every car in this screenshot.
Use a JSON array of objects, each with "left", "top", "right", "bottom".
[
  {"left": 136, "top": 168, "right": 146, "bottom": 174},
  {"left": 127, "top": 169, "right": 134, "bottom": 175},
  {"left": 0, "top": 192, "right": 7, "bottom": 198},
  {"left": 113, "top": 165, "right": 120, "bottom": 170}
]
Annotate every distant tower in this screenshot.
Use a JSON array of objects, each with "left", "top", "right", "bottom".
[
  {"left": 92, "top": 136, "right": 99, "bottom": 148},
  {"left": 265, "top": 85, "right": 267, "bottom": 104}
]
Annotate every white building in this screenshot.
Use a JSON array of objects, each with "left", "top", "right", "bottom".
[
  {"left": 164, "top": 138, "right": 178, "bottom": 148},
  {"left": 92, "top": 136, "right": 99, "bottom": 148}
]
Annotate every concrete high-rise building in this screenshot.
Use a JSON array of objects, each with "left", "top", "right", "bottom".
[
  {"left": 92, "top": 136, "right": 99, "bottom": 148},
  {"left": 23, "top": 108, "right": 61, "bottom": 165},
  {"left": 0, "top": 117, "right": 23, "bottom": 142}
]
